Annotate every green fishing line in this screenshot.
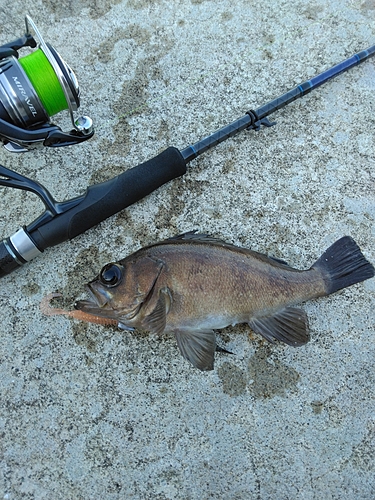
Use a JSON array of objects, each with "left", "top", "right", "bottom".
[{"left": 19, "top": 49, "right": 68, "bottom": 117}]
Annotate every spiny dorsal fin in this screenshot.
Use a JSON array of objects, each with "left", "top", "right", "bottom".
[
  {"left": 164, "top": 231, "right": 291, "bottom": 268},
  {"left": 166, "top": 231, "right": 228, "bottom": 244}
]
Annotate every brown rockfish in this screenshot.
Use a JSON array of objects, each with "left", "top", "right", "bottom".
[{"left": 68, "top": 233, "right": 374, "bottom": 370}]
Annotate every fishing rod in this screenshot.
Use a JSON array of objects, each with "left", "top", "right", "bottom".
[{"left": 0, "top": 37, "right": 374, "bottom": 277}]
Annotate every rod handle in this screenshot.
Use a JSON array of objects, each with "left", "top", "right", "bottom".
[
  {"left": 0, "top": 240, "right": 23, "bottom": 277},
  {"left": 29, "top": 146, "right": 187, "bottom": 250}
]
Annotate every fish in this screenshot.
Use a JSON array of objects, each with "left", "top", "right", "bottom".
[{"left": 47, "top": 232, "right": 374, "bottom": 371}]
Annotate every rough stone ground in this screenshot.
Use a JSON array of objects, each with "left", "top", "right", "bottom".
[{"left": 0, "top": 1, "right": 374, "bottom": 499}]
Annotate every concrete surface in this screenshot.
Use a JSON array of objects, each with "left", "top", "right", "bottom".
[{"left": 1, "top": 1, "right": 375, "bottom": 499}]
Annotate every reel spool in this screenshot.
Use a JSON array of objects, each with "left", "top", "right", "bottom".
[{"left": 0, "top": 15, "right": 93, "bottom": 152}]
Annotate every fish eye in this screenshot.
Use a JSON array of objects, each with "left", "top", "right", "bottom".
[{"left": 99, "top": 263, "right": 123, "bottom": 287}]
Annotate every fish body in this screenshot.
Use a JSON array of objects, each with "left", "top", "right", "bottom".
[{"left": 76, "top": 233, "right": 374, "bottom": 370}]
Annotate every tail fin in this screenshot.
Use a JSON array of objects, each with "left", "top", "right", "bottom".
[{"left": 313, "top": 236, "right": 374, "bottom": 295}]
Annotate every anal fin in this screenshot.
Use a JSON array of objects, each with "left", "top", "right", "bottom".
[{"left": 249, "top": 307, "right": 309, "bottom": 347}]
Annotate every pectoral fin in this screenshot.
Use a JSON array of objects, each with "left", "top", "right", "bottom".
[
  {"left": 249, "top": 307, "right": 309, "bottom": 347},
  {"left": 174, "top": 329, "right": 216, "bottom": 371},
  {"left": 141, "top": 287, "right": 171, "bottom": 335}
]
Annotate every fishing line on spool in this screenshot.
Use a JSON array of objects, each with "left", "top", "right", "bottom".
[{"left": 18, "top": 48, "right": 69, "bottom": 117}]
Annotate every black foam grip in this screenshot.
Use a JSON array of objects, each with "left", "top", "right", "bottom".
[
  {"left": 69, "top": 146, "right": 187, "bottom": 238},
  {"left": 0, "top": 240, "right": 22, "bottom": 277},
  {"left": 30, "top": 147, "right": 187, "bottom": 250}
]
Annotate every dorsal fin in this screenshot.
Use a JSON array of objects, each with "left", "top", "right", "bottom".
[
  {"left": 165, "top": 231, "right": 228, "bottom": 245},
  {"left": 162, "top": 231, "right": 292, "bottom": 269}
]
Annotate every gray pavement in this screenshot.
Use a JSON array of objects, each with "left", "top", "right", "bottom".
[{"left": 0, "top": 1, "right": 374, "bottom": 498}]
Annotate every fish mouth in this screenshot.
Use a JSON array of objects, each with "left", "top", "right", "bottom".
[
  {"left": 86, "top": 283, "right": 108, "bottom": 307},
  {"left": 74, "top": 284, "right": 113, "bottom": 315},
  {"left": 74, "top": 283, "right": 141, "bottom": 322}
]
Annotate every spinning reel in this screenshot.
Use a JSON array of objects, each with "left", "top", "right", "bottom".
[{"left": 0, "top": 15, "right": 93, "bottom": 152}]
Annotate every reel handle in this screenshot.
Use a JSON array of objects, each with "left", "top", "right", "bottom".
[{"left": 0, "top": 147, "right": 187, "bottom": 277}]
